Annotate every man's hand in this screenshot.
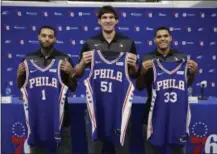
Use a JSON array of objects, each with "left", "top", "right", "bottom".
[
  {"left": 127, "top": 53, "right": 138, "bottom": 76},
  {"left": 17, "top": 62, "right": 26, "bottom": 77},
  {"left": 61, "top": 59, "right": 75, "bottom": 75},
  {"left": 187, "top": 60, "right": 198, "bottom": 75},
  {"left": 81, "top": 51, "right": 93, "bottom": 65},
  {"left": 127, "top": 53, "right": 137, "bottom": 68},
  {"left": 141, "top": 60, "right": 153, "bottom": 75},
  {"left": 75, "top": 51, "right": 93, "bottom": 77}
]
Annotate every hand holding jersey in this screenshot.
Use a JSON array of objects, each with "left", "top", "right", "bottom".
[
  {"left": 81, "top": 50, "right": 137, "bottom": 67},
  {"left": 126, "top": 52, "right": 137, "bottom": 70},
  {"left": 141, "top": 59, "right": 198, "bottom": 76},
  {"left": 60, "top": 59, "right": 76, "bottom": 79},
  {"left": 187, "top": 60, "right": 198, "bottom": 74},
  {"left": 17, "top": 62, "right": 26, "bottom": 77},
  {"left": 141, "top": 60, "right": 154, "bottom": 75},
  {"left": 82, "top": 51, "right": 94, "bottom": 65}
]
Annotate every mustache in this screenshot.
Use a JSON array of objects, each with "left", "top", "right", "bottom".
[{"left": 39, "top": 41, "right": 54, "bottom": 49}]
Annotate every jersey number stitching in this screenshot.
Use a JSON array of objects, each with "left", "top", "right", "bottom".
[{"left": 164, "top": 92, "right": 177, "bottom": 103}]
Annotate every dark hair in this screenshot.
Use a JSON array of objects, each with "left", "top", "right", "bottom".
[
  {"left": 38, "top": 25, "right": 57, "bottom": 36},
  {"left": 97, "top": 5, "right": 118, "bottom": 20},
  {"left": 154, "top": 26, "right": 171, "bottom": 37}
]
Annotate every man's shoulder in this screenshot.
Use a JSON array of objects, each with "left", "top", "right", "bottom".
[
  {"left": 86, "top": 34, "right": 101, "bottom": 42},
  {"left": 142, "top": 51, "right": 156, "bottom": 61},
  {"left": 84, "top": 35, "right": 101, "bottom": 47},
  {"left": 25, "top": 50, "right": 40, "bottom": 59},
  {"left": 25, "top": 49, "right": 69, "bottom": 60},
  {"left": 172, "top": 49, "right": 188, "bottom": 59},
  {"left": 54, "top": 49, "right": 68, "bottom": 57},
  {"left": 117, "top": 32, "right": 133, "bottom": 40},
  {"left": 53, "top": 49, "right": 71, "bottom": 61},
  {"left": 142, "top": 49, "right": 187, "bottom": 61}
]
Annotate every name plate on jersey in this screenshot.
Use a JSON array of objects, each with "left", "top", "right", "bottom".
[
  {"left": 1, "top": 96, "right": 12, "bottom": 104},
  {"left": 188, "top": 96, "right": 199, "bottom": 103}
]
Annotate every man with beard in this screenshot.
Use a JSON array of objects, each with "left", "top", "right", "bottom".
[
  {"left": 16, "top": 25, "right": 77, "bottom": 154},
  {"left": 75, "top": 5, "right": 138, "bottom": 154},
  {"left": 136, "top": 26, "right": 198, "bottom": 154}
]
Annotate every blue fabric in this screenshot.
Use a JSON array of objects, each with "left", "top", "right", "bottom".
[{"left": 1, "top": 97, "right": 217, "bottom": 154}]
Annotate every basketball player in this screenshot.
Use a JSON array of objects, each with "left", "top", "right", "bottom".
[
  {"left": 84, "top": 50, "right": 134, "bottom": 154},
  {"left": 16, "top": 25, "right": 77, "bottom": 153},
  {"left": 136, "top": 26, "right": 198, "bottom": 154},
  {"left": 75, "top": 5, "right": 138, "bottom": 154},
  {"left": 76, "top": 5, "right": 138, "bottom": 78}
]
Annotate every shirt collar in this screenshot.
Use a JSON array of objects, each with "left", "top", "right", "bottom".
[
  {"left": 37, "top": 48, "right": 56, "bottom": 58},
  {"left": 98, "top": 32, "right": 119, "bottom": 42},
  {"left": 155, "top": 48, "right": 174, "bottom": 57}
]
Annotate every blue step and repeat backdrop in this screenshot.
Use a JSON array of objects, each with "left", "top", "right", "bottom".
[{"left": 1, "top": 6, "right": 217, "bottom": 97}]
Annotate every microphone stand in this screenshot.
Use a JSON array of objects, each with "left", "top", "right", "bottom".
[{"left": 198, "top": 84, "right": 207, "bottom": 100}]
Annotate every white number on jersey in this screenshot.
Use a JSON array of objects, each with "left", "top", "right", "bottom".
[
  {"left": 164, "top": 92, "right": 177, "bottom": 103},
  {"left": 41, "top": 89, "right": 46, "bottom": 100},
  {"left": 101, "top": 81, "right": 112, "bottom": 93}
]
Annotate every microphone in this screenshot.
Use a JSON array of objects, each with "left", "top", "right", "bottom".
[{"left": 198, "top": 80, "right": 207, "bottom": 100}]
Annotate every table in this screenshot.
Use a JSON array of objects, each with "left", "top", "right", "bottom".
[{"left": 1, "top": 97, "right": 217, "bottom": 154}]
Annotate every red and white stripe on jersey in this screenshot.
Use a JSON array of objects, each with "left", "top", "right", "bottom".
[
  {"left": 57, "top": 60, "right": 68, "bottom": 131},
  {"left": 57, "top": 85, "right": 68, "bottom": 131},
  {"left": 147, "top": 89, "right": 157, "bottom": 140},
  {"left": 184, "top": 60, "right": 191, "bottom": 135},
  {"left": 120, "top": 53, "right": 134, "bottom": 146},
  {"left": 84, "top": 51, "right": 97, "bottom": 134},
  {"left": 120, "top": 83, "right": 134, "bottom": 146},
  {"left": 146, "top": 60, "right": 157, "bottom": 140},
  {"left": 84, "top": 79, "right": 97, "bottom": 133},
  {"left": 57, "top": 60, "right": 65, "bottom": 86},
  {"left": 21, "top": 87, "right": 31, "bottom": 141},
  {"left": 21, "top": 60, "right": 31, "bottom": 140},
  {"left": 57, "top": 60, "right": 69, "bottom": 131},
  {"left": 186, "top": 103, "right": 191, "bottom": 135}
]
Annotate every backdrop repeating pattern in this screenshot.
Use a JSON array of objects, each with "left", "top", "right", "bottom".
[{"left": 2, "top": 6, "right": 217, "bottom": 97}]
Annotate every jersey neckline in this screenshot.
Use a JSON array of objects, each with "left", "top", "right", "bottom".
[
  {"left": 156, "top": 59, "right": 184, "bottom": 75},
  {"left": 30, "top": 59, "right": 56, "bottom": 72},
  {"left": 96, "top": 50, "right": 125, "bottom": 64}
]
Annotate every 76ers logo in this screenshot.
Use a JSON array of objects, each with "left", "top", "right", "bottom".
[
  {"left": 205, "top": 134, "right": 217, "bottom": 153},
  {"left": 11, "top": 122, "right": 29, "bottom": 154},
  {"left": 190, "top": 121, "right": 217, "bottom": 153}
]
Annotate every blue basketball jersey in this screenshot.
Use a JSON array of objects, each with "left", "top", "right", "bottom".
[
  {"left": 20, "top": 59, "right": 68, "bottom": 147},
  {"left": 84, "top": 50, "right": 134, "bottom": 146},
  {"left": 147, "top": 58, "right": 191, "bottom": 146}
]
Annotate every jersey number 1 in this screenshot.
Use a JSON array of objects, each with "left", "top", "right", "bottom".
[{"left": 41, "top": 89, "right": 46, "bottom": 100}]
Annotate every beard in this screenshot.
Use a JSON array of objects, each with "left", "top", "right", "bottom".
[
  {"left": 40, "top": 41, "right": 54, "bottom": 50},
  {"left": 158, "top": 44, "right": 169, "bottom": 51},
  {"left": 103, "top": 29, "right": 114, "bottom": 34},
  {"left": 159, "top": 47, "right": 168, "bottom": 51}
]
